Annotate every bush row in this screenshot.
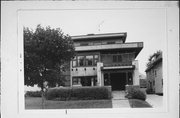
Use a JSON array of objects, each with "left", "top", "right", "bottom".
[
  {"left": 45, "top": 86, "right": 112, "bottom": 101},
  {"left": 25, "top": 91, "right": 42, "bottom": 97},
  {"left": 125, "top": 85, "right": 146, "bottom": 101}
]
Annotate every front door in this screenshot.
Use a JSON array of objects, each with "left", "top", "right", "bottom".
[{"left": 110, "top": 73, "right": 126, "bottom": 90}]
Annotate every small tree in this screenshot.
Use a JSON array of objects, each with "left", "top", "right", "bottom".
[{"left": 24, "top": 25, "right": 75, "bottom": 108}]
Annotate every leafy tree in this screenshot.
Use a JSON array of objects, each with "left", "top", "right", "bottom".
[{"left": 24, "top": 25, "right": 75, "bottom": 107}]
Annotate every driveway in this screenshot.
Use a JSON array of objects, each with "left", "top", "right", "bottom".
[
  {"left": 146, "top": 94, "right": 163, "bottom": 108},
  {"left": 112, "top": 91, "right": 130, "bottom": 108}
]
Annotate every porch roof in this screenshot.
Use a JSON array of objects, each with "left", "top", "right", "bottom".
[{"left": 102, "top": 65, "right": 135, "bottom": 70}]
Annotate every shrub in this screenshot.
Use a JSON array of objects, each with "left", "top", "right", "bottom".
[
  {"left": 45, "top": 86, "right": 111, "bottom": 100},
  {"left": 45, "top": 87, "right": 71, "bottom": 100},
  {"left": 125, "top": 85, "right": 146, "bottom": 101},
  {"left": 25, "top": 91, "right": 42, "bottom": 97}
]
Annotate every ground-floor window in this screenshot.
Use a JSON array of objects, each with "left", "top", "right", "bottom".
[
  {"left": 72, "top": 77, "right": 81, "bottom": 86},
  {"left": 72, "top": 76, "right": 97, "bottom": 86}
]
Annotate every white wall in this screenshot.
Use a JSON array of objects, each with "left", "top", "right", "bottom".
[
  {"left": 155, "top": 62, "right": 163, "bottom": 94},
  {"left": 132, "top": 60, "right": 140, "bottom": 85}
]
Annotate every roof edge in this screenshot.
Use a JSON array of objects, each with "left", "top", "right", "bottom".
[{"left": 71, "top": 32, "right": 127, "bottom": 42}]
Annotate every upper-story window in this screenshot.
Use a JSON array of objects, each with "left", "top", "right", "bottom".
[
  {"left": 78, "top": 56, "right": 85, "bottom": 66},
  {"left": 80, "top": 42, "right": 89, "bottom": 46},
  {"left": 113, "top": 55, "right": 122, "bottom": 62},
  {"left": 86, "top": 55, "right": 93, "bottom": 66},
  {"left": 107, "top": 41, "right": 115, "bottom": 44},
  {"left": 73, "top": 54, "right": 99, "bottom": 67},
  {"left": 94, "top": 55, "right": 99, "bottom": 65},
  {"left": 72, "top": 57, "right": 77, "bottom": 67}
]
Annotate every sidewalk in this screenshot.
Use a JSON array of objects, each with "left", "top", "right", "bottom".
[
  {"left": 112, "top": 91, "right": 130, "bottom": 108},
  {"left": 146, "top": 94, "right": 163, "bottom": 108}
]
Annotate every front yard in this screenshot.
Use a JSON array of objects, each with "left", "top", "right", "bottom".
[{"left": 25, "top": 97, "right": 112, "bottom": 109}]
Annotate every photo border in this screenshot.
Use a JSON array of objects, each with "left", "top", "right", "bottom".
[{"left": 1, "top": 1, "right": 179, "bottom": 118}]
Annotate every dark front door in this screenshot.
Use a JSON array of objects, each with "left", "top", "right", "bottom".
[{"left": 110, "top": 73, "right": 126, "bottom": 90}]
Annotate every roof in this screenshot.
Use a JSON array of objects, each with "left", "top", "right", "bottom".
[
  {"left": 145, "top": 53, "right": 162, "bottom": 72},
  {"left": 71, "top": 32, "right": 127, "bottom": 43}
]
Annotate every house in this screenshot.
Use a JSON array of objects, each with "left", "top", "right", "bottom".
[
  {"left": 145, "top": 52, "right": 163, "bottom": 94},
  {"left": 69, "top": 32, "right": 143, "bottom": 91}
]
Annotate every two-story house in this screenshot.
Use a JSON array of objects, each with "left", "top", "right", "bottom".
[
  {"left": 145, "top": 52, "right": 163, "bottom": 94},
  {"left": 69, "top": 33, "right": 143, "bottom": 91}
]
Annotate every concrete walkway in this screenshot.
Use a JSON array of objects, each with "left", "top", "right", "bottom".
[
  {"left": 112, "top": 91, "right": 130, "bottom": 108},
  {"left": 146, "top": 94, "right": 163, "bottom": 108}
]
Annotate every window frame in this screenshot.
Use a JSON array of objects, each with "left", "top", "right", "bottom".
[{"left": 72, "top": 54, "right": 99, "bottom": 67}]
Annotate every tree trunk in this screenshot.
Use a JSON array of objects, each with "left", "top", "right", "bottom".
[{"left": 41, "top": 76, "right": 45, "bottom": 109}]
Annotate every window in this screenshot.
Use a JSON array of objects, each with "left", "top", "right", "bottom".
[
  {"left": 72, "top": 57, "right": 77, "bottom": 67},
  {"left": 107, "top": 41, "right": 115, "bottom": 44},
  {"left": 80, "top": 43, "right": 89, "bottom": 46},
  {"left": 94, "top": 55, "right": 99, "bottom": 65},
  {"left": 73, "top": 77, "right": 81, "bottom": 85},
  {"left": 78, "top": 56, "right": 85, "bottom": 66},
  {"left": 73, "top": 54, "right": 99, "bottom": 67},
  {"left": 86, "top": 55, "right": 93, "bottom": 66},
  {"left": 72, "top": 60, "right": 77, "bottom": 67},
  {"left": 113, "top": 55, "right": 117, "bottom": 62},
  {"left": 113, "top": 55, "right": 122, "bottom": 62},
  {"left": 117, "top": 55, "right": 122, "bottom": 62}
]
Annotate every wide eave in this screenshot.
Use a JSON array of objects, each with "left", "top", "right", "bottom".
[{"left": 75, "top": 42, "right": 143, "bottom": 58}]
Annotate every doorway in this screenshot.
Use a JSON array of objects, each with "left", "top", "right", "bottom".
[{"left": 110, "top": 73, "right": 126, "bottom": 90}]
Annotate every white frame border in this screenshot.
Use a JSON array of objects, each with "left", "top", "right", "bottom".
[{"left": 1, "top": 1, "right": 179, "bottom": 118}]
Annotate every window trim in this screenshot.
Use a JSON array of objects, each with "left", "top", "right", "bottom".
[{"left": 72, "top": 54, "right": 99, "bottom": 67}]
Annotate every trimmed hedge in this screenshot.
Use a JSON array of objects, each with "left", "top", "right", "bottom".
[
  {"left": 45, "top": 86, "right": 112, "bottom": 101},
  {"left": 125, "top": 85, "right": 146, "bottom": 101},
  {"left": 25, "top": 91, "right": 42, "bottom": 97}
]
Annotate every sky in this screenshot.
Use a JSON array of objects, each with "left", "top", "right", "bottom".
[{"left": 20, "top": 9, "right": 165, "bottom": 75}]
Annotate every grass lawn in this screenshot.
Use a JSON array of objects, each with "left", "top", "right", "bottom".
[
  {"left": 25, "top": 97, "right": 112, "bottom": 109},
  {"left": 128, "top": 99, "right": 152, "bottom": 108}
]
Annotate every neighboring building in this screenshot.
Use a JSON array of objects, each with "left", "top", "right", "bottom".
[
  {"left": 145, "top": 52, "right": 163, "bottom": 94},
  {"left": 69, "top": 32, "right": 143, "bottom": 91},
  {"left": 139, "top": 73, "right": 147, "bottom": 88}
]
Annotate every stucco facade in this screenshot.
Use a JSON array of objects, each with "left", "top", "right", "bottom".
[{"left": 70, "top": 33, "right": 143, "bottom": 90}]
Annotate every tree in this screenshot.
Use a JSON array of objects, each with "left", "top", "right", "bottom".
[{"left": 24, "top": 25, "right": 75, "bottom": 107}]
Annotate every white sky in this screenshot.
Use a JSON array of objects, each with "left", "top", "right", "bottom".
[{"left": 21, "top": 9, "right": 165, "bottom": 75}]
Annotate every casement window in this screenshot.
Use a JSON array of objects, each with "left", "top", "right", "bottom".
[
  {"left": 113, "top": 55, "right": 117, "bottom": 62},
  {"left": 72, "top": 77, "right": 81, "bottom": 85},
  {"left": 78, "top": 56, "right": 85, "bottom": 66},
  {"left": 113, "top": 55, "right": 122, "bottom": 62},
  {"left": 107, "top": 41, "right": 115, "bottom": 44},
  {"left": 80, "top": 42, "right": 89, "bottom": 46},
  {"left": 85, "top": 55, "right": 93, "bottom": 66},
  {"left": 73, "top": 54, "right": 99, "bottom": 67},
  {"left": 117, "top": 55, "right": 122, "bottom": 62},
  {"left": 72, "top": 56, "right": 77, "bottom": 67}
]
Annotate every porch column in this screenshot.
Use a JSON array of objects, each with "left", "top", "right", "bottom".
[
  {"left": 132, "top": 60, "right": 140, "bottom": 85},
  {"left": 97, "top": 62, "right": 103, "bottom": 86}
]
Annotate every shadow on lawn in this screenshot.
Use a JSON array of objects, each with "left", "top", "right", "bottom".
[{"left": 128, "top": 99, "right": 152, "bottom": 108}]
